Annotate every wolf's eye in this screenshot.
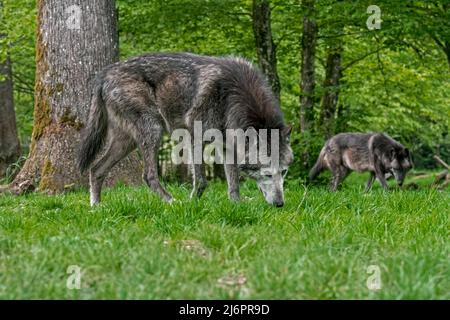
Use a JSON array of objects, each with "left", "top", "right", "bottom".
[{"left": 265, "top": 174, "right": 273, "bottom": 178}]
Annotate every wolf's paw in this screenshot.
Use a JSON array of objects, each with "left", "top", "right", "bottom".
[
  {"left": 167, "top": 198, "right": 181, "bottom": 205},
  {"left": 90, "top": 199, "right": 101, "bottom": 207}
]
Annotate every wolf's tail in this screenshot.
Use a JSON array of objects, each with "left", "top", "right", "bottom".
[
  {"left": 309, "top": 149, "right": 325, "bottom": 181},
  {"left": 78, "top": 80, "right": 108, "bottom": 173}
]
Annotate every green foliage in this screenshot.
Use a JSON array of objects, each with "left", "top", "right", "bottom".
[
  {"left": 0, "top": 0, "right": 36, "bottom": 152},
  {"left": 288, "top": 129, "right": 325, "bottom": 181},
  {"left": 0, "top": 178, "right": 448, "bottom": 298},
  {"left": 3, "top": 0, "right": 449, "bottom": 174},
  {"left": 0, "top": 155, "right": 27, "bottom": 184},
  {"left": 117, "top": 0, "right": 255, "bottom": 58}
]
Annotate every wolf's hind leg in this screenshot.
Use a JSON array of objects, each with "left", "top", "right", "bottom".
[
  {"left": 330, "top": 167, "right": 349, "bottom": 192},
  {"left": 137, "top": 120, "right": 173, "bottom": 202},
  {"left": 330, "top": 174, "right": 340, "bottom": 192},
  {"left": 89, "top": 131, "right": 136, "bottom": 206}
]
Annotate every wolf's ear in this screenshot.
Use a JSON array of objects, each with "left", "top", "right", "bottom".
[
  {"left": 390, "top": 148, "right": 396, "bottom": 160},
  {"left": 281, "top": 124, "right": 293, "bottom": 139},
  {"left": 405, "top": 148, "right": 414, "bottom": 166},
  {"left": 404, "top": 147, "right": 412, "bottom": 160}
]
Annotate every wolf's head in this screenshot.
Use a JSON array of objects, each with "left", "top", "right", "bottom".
[
  {"left": 222, "top": 58, "right": 293, "bottom": 205},
  {"left": 239, "top": 125, "right": 294, "bottom": 207},
  {"left": 386, "top": 147, "right": 413, "bottom": 186}
]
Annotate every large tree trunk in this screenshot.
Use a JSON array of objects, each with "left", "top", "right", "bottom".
[
  {"left": 0, "top": 56, "right": 21, "bottom": 178},
  {"left": 10, "top": 0, "right": 142, "bottom": 194},
  {"left": 319, "top": 46, "right": 342, "bottom": 138},
  {"left": 252, "top": 0, "right": 280, "bottom": 100},
  {"left": 299, "top": 0, "right": 317, "bottom": 133}
]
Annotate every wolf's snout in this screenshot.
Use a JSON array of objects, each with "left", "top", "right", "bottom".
[{"left": 273, "top": 200, "right": 284, "bottom": 207}]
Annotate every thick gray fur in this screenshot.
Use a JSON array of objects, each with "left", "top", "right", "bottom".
[
  {"left": 309, "top": 132, "right": 412, "bottom": 191},
  {"left": 78, "top": 52, "right": 293, "bottom": 206}
]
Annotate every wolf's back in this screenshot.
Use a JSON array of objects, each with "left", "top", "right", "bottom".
[{"left": 77, "top": 78, "right": 108, "bottom": 173}]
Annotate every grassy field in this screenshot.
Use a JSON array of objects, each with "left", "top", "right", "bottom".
[{"left": 0, "top": 172, "right": 448, "bottom": 299}]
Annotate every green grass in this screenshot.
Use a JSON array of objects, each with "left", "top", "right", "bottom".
[{"left": 0, "top": 172, "right": 448, "bottom": 299}]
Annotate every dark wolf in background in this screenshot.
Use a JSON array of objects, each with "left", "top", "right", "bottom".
[
  {"left": 78, "top": 52, "right": 293, "bottom": 207},
  {"left": 309, "top": 133, "right": 412, "bottom": 191}
]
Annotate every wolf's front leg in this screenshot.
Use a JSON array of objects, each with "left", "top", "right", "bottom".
[
  {"left": 143, "top": 170, "right": 173, "bottom": 202},
  {"left": 374, "top": 169, "right": 389, "bottom": 191},
  {"left": 365, "top": 172, "right": 376, "bottom": 192},
  {"left": 224, "top": 163, "right": 240, "bottom": 201},
  {"left": 373, "top": 156, "right": 389, "bottom": 191},
  {"left": 190, "top": 163, "right": 208, "bottom": 199}
]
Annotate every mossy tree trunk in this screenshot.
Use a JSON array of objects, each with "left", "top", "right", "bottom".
[
  {"left": 299, "top": 0, "right": 317, "bottom": 167},
  {"left": 0, "top": 56, "right": 21, "bottom": 178},
  {"left": 10, "top": 0, "right": 142, "bottom": 194}
]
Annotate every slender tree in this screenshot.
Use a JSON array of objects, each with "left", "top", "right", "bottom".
[
  {"left": 252, "top": 0, "right": 280, "bottom": 100},
  {"left": 299, "top": 0, "right": 318, "bottom": 168},
  {"left": 0, "top": 1, "right": 20, "bottom": 179},
  {"left": 319, "top": 43, "right": 343, "bottom": 138},
  {"left": 299, "top": 0, "right": 317, "bottom": 133},
  {"left": 10, "top": 0, "right": 141, "bottom": 194},
  {"left": 0, "top": 55, "right": 21, "bottom": 178}
]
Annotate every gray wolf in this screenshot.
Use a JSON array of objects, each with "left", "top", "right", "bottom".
[
  {"left": 78, "top": 52, "right": 293, "bottom": 206},
  {"left": 309, "top": 132, "right": 412, "bottom": 191}
]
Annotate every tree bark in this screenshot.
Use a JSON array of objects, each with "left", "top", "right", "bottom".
[
  {"left": 299, "top": 0, "right": 317, "bottom": 134},
  {"left": 319, "top": 46, "right": 342, "bottom": 138},
  {"left": 10, "top": 0, "right": 142, "bottom": 194},
  {"left": 298, "top": 0, "right": 318, "bottom": 169},
  {"left": 252, "top": 0, "right": 280, "bottom": 100},
  {"left": 0, "top": 56, "right": 21, "bottom": 178}
]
